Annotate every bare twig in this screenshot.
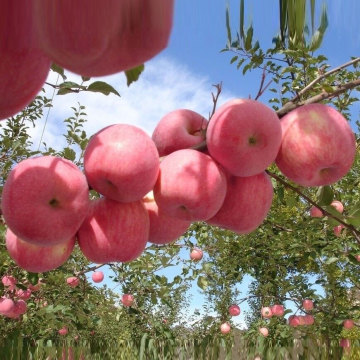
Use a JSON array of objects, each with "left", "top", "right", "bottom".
[
  {"left": 74, "top": 263, "right": 109, "bottom": 277},
  {"left": 291, "top": 57, "right": 360, "bottom": 102},
  {"left": 255, "top": 67, "right": 273, "bottom": 101},
  {"left": 209, "top": 83, "right": 223, "bottom": 120},
  {"left": 277, "top": 77, "right": 360, "bottom": 117}
]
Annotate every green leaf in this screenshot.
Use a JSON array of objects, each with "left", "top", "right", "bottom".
[
  {"left": 125, "top": 64, "right": 145, "bottom": 87},
  {"left": 325, "top": 257, "right": 338, "bottom": 265},
  {"left": 225, "top": 5, "right": 232, "bottom": 46},
  {"left": 346, "top": 208, "right": 360, "bottom": 227},
  {"left": 230, "top": 56, "right": 238, "bottom": 64},
  {"left": 197, "top": 276, "right": 208, "bottom": 290},
  {"left": 139, "top": 333, "right": 148, "bottom": 360},
  {"left": 87, "top": 81, "right": 120, "bottom": 96},
  {"left": 57, "top": 88, "right": 76, "bottom": 95},
  {"left": 59, "top": 81, "right": 81, "bottom": 89},
  {"left": 316, "top": 186, "right": 334, "bottom": 206},
  {"left": 244, "top": 25, "right": 253, "bottom": 51},
  {"left": 50, "top": 63, "right": 66, "bottom": 80},
  {"left": 62, "top": 147, "right": 76, "bottom": 161}
]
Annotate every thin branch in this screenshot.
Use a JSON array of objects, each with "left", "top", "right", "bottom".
[
  {"left": 266, "top": 170, "right": 360, "bottom": 242},
  {"left": 291, "top": 57, "right": 360, "bottom": 102},
  {"left": 277, "top": 77, "right": 360, "bottom": 117},
  {"left": 74, "top": 263, "right": 109, "bottom": 277},
  {"left": 209, "top": 82, "right": 223, "bottom": 120},
  {"left": 255, "top": 67, "right": 273, "bottom": 101}
]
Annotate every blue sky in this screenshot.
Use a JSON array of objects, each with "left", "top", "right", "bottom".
[{"left": 27, "top": 1, "right": 359, "bottom": 328}]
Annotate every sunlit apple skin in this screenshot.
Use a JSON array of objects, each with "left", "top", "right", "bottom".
[
  {"left": 190, "top": 248, "right": 203, "bottom": 261},
  {"left": 66, "top": 277, "right": 79, "bottom": 288},
  {"left": 58, "top": 327, "right": 68, "bottom": 336},
  {"left": 207, "top": 172, "right": 273, "bottom": 234},
  {"left": 334, "top": 224, "right": 345, "bottom": 237},
  {"left": 310, "top": 206, "right": 323, "bottom": 218},
  {"left": 331, "top": 200, "right": 344, "bottom": 213},
  {"left": 229, "top": 304, "right": 241, "bottom": 317},
  {"left": 261, "top": 307, "right": 273, "bottom": 319},
  {"left": 271, "top": 304, "right": 285, "bottom": 317},
  {"left": 288, "top": 315, "right": 301, "bottom": 327},
  {"left": 152, "top": 109, "right": 207, "bottom": 156},
  {"left": 0, "top": 297, "right": 15, "bottom": 316},
  {"left": 153, "top": 149, "right": 227, "bottom": 221},
  {"left": 220, "top": 322, "right": 231, "bottom": 334},
  {"left": 304, "top": 315, "right": 315, "bottom": 325},
  {"left": 343, "top": 319, "right": 354, "bottom": 329},
  {"left": 91, "top": 271, "right": 104, "bottom": 283},
  {"left": 276, "top": 104, "right": 356, "bottom": 186},
  {"left": 143, "top": 193, "right": 191, "bottom": 245},
  {"left": 78, "top": 197, "right": 149, "bottom": 263},
  {"left": 0, "top": 1, "right": 51, "bottom": 121},
  {"left": 206, "top": 99, "right": 282, "bottom": 177},
  {"left": 33, "top": 0, "right": 174, "bottom": 77},
  {"left": 302, "top": 299, "right": 314, "bottom": 311},
  {"left": 84, "top": 124, "right": 159, "bottom": 203},
  {"left": 6, "top": 228, "right": 75, "bottom": 273},
  {"left": 259, "top": 327, "right": 269, "bottom": 337},
  {"left": 121, "top": 294, "right": 134, "bottom": 307},
  {"left": 5, "top": 300, "right": 27, "bottom": 319},
  {"left": 1, "top": 156, "right": 90, "bottom": 246},
  {"left": 340, "top": 338, "right": 350, "bottom": 348}
]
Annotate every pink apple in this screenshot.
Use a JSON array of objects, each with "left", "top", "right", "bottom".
[
  {"left": 152, "top": 109, "right": 208, "bottom": 156},
  {"left": 220, "top": 322, "right": 231, "bottom": 334},
  {"left": 153, "top": 149, "right": 227, "bottom": 221},
  {"left": 206, "top": 99, "right": 282, "bottom": 177},
  {"left": 340, "top": 338, "right": 350, "bottom": 348},
  {"left": 143, "top": 192, "right": 191, "bottom": 245},
  {"left": 6, "top": 228, "right": 75, "bottom": 273},
  {"left": 261, "top": 307, "right": 273, "bottom": 319},
  {"left": 355, "top": 255, "right": 360, "bottom": 262},
  {"left": 276, "top": 104, "right": 356, "bottom": 186},
  {"left": 33, "top": 0, "right": 174, "bottom": 77},
  {"left": 207, "top": 172, "right": 273, "bottom": 234},
  {"left": 331, "top": 200, "right": 344, "bottom": 214},
  {"left": 84, "top": 124, "right": 159, "bottom": 203},
  {"left": 1, "top": 156, "right": 90, "bottom": 246},
  {"left": 288, "top": 315, "right": 301, "bottom": 327},
  {"left": 0, "top": 1, "right": 51, "bottom": 121},
  {"left": 78, "top": 197, "right": 149, "bottom": 263},
  {"left": 2, "top": 275, "right": 17, "bottom": 290},
  {"left": 0, "top": 297, "right": 15, "bottom": 316},
  {"left": 16, "top": 289, "right": 31, "bottom": 301},
  {"left": 228, "top": 304, "right": 241, "bottom": 317},
  {"left": 310, "top": 206, "right": 323, "bottom": 218},
  {"left": 58, "top": 327, "right": 68, "bottom": 336},
  {"left": 121, "top": 294, "right": 134, "bottom": 307},
  {"left": 303, "top": 315, "right": 315, "bottom": 325},
  {"left": 92, "top": 271, "right": 104, "bottom": 283},
  {"left": 333, "top": 224, "right": 345, "bottom": 237},
  {"left": 271, "top": 304, "right": 285, "bottom": 317},
  {"left": 302, "top": 299, "right": 314, "bottom": 311},
  {"left": 259, "top": 327, "right": 269, "bottom": 337},
  {"left": 190, "top": 248, "right": 203, "bottom": 261},
  {"left": 343, "top": 319, "right": 354, "bottom": 329},
  {"left": 66, "top": 277, "right": 79, "bottom": 288}
]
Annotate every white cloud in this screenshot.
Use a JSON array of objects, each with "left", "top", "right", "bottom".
[{"left": 29, "top": 56, "right": 234, "bottom": 152}]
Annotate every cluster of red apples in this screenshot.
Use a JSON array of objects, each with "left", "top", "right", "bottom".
[
  {"left": 1, "top": 98, "right": 356, "bottom": 273},
  {"left": 0, "top": 0, "right": 174, "bottom": 121}
]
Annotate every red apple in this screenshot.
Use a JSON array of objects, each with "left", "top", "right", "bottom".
[
  {"left": 84, "top": 124, "right": 159, "bottom": 203},
  {"left": 259, "top": 327, "right": 269, "bottom": 337},
  {"left": 331, "top": 200, "right": 344, "bottom": 214},
  {"left": 16, "top": 289, "right": 32, "bottom": 301},
  {"left": 355, "top": 255, "right": 360, "bottom": 262},
  {"left": 6, "top": 300, "right": 27, "bottom": 318},
  {"left": 121, "top": 294, "right": 134, "bottom": 307},
  {"left": 33, "top": 0, "right": 174, "bottom": 77},
  {"left": 0, "top": 1, "right": 51, "bottom": 121},
  {"left": 190, "top": 248, "right": 203, "bottom": 261},
  {"left": 302, "top": 299, "right": 314, "bottom": 311},
  {"left": 152, "top": 109, "right": 207, "bottom": 156},
  {"left": 58, "top": 327, "right": 68, "bottom": 336},
  {"left": 228, "top": 304, "right": 241, "bottom": 317},
  {"left": 340, "top": 338, "right": 350, "bottom": 348},
  {"left": 220, "top": 322, "right": 231, "bottom": 334},
  {"left": 276, "top": 104, "right": 356, "bottom": 186},
  {"left": 153, "top": 149, "right": 227, "bottom": 221},
  {"left": 261, "top": 307, "right": 273, "bottom": 319},
  {"left": 333, "top": 224, "right": 345, "bottom": 237},
  {"left": 143, "top": 192, "right": 191, "bottom": 245},
  {"left": 66, "top": 277, "right": 79, "bottom": 288},
  {"left": 206, "top": 99, "right": 282, "bottom": 177},
  {"left": 2, "top": 275, "right": 17, "bottom": 290},
  {"left": 0, "top": 297, "right": 15, "bottom": 316},
  {"left": 288, "top": 315, "right": 301, "bottom": 327},
  {"left": 1, "top": 156, "right": 90, "bottom": 246},
  {"left": 92, "top": 271, "right": 104, "bottom": 283},
  {"left": 78, "top": 197, "right": 149, "bottom": 263},
  {"left": 271, "top": 304, "right": 285, "bottom": 317},
  {"left": 207, "top": 172, "right": 273, "bottom": 234},
  {"left": 6, "top": 228, "right": 75, "bottom": 273},
  {"left": 343, "top": 319, "right": 354, "bottom": 329},
  {"left": 310, "top": 206, "right": 323, "bottom": 218}
]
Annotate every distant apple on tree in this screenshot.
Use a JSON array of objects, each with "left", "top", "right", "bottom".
[
  {"left": 66, "top": 277, "right": 80, "bottom": 288},
  {"left": 121, "top": 294, "right": 134, "bottom": 307},
  {"left": 220, "top": 322, "right": 231, "bottom": 334},
  {"left": 92, "top": 271, "right": 104, "bottom": 283},
  {"left": 190, "top": 248, "right": 203, "bottom": 261},
  {"left": 228, "top": 304, "right": 241, "bottom": 316}
]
